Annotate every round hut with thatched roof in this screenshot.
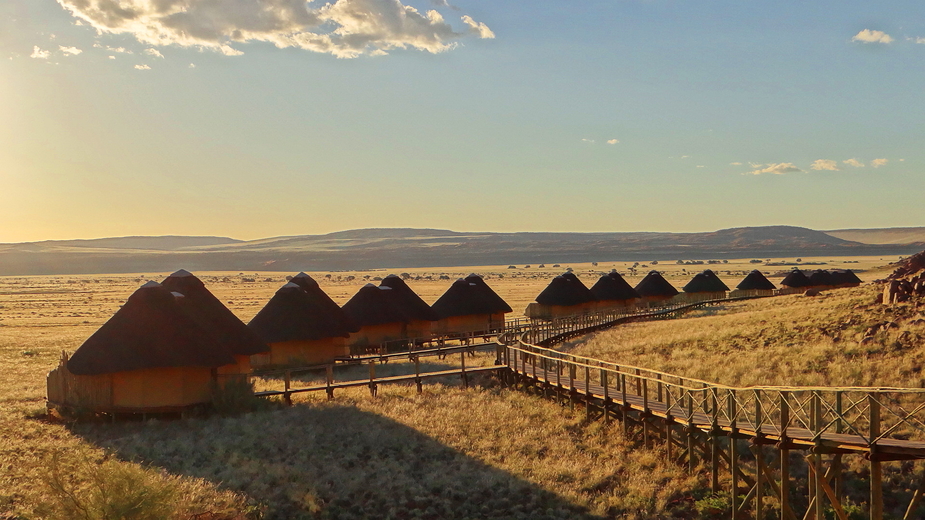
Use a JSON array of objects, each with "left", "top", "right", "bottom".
[
  {"left": 681, "top": 269, "right": 730, "bottom": 302},
  {"left": 526, "top": 273, "right": 597, "bottom": 319},
  {"left": 341, "top": 283, "right": 410, "bottom": 353},
  {"left": 806, "top": 270, "right": 836, "bottom": 290},
  {"left": 780, "top": 268, "right": 811, "bottom": 294},
  {"left": 590, "top": 270, "right": 640, "bottom": 311},
  {"left": 634, "top": 270, "right": 679, "bottom": 305},
  {"left": 47, "top": 281, "right": 239, "bottom": 415},
  {"left": 162, "top": 269, "right": 268, "bottom": 377},
  {"left": 730, "top": 269, "right": 776, "bottom": 297},
  {"left": 248, "top": 274, "right": 357, "bottom": 367},
  {"left": 379, "top": 275, "right": 439, "bottom": 339},
  {"left": 432, "top": 274, "right": 512, "bottom": 336},
  {"left": 830, "top": 269, "right": 862, "bottom": 288}
]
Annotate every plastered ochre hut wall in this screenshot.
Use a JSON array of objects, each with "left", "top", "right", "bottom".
[
  {"left": 342, "top": 283, "right": 410, "bottom": 354},
  {"left": 432, "top": 275, "right": 511, "bottom": 336}
]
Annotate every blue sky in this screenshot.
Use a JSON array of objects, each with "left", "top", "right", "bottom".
[{"left": 1, "top": 0, "right": 923, "bottom": 242}]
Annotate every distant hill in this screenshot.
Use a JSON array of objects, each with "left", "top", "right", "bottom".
[
  {"left": 0, "top": 226, "right": 920, "bottom": 275},
  {"left": 825, "top": 227, "right": 925, "bottom": 245}
]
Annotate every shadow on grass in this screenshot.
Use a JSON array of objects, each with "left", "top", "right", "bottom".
[{"left": 71, "top": 403, "right": 605, "bottom": 520}]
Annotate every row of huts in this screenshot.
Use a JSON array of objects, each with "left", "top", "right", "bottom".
[
  {"left": 47, "top": 266, "right": 860, "bottom": 415},
  {"left": 524, "top": 268, "right": 861, "bottom": 319},
  {"left": 47, "top": 270, "right": 512, "bottom": 414}
]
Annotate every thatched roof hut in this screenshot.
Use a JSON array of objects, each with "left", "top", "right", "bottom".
[
  {"left": 162, "top": 270, "right": 268, "bottom": 373},
  {"left": 289, "top": 272, "right": 359, "bottom": 333},
  {"left": 48, "top": 281, "right": 238, "bottom": 413},
  {"left": 830, "top": 269, "right": 862, "bottom": 287},
  {"left": 807, "top": 270, "right": 835, "bottom": 288},
  {"left": 535, "top": 274, "right": 596, "bottom": 307},
  {"left": 590, "top": 271, "right": 639, "bottom": 303},
  {"left": 781, "top": 269, "right": 811, "bottom": 288},
  {"left": 736, "top": 270, "right": 776, "bottom": 291},
  {"left": 682, "top": 270, "right": 730, "bottom": 293},
  {"left": 432, "top": 276, "right": 512, "bottom": 335},
  {"left": 634, "top": 271, "right": 679, "bottom": 300},
  {"left": 465, "top": 274, "right": 512, "bottom": 314},
  {"left": 379, "top": 275, "right": 439, "bottom": 322},
  {"left": 342, "top": 284, "right": 411, "bottom": 350}
]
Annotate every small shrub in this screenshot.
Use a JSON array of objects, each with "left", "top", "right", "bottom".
[{"left": 212, "top": 377, "right": 275, "bottom": 416}]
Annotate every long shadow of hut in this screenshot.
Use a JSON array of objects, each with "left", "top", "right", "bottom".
[
  {"left": 589, "top": 271, "right": 639, "bottom": 312},
  {"left": 730, "top": 269, "right": 776, "bottom": 297},
  {"left": 680, "top": 269, "right": 729, "bottom": 302},
  {"left": 71, "top": 404, "right": 608, "bottom": 520},
  {"left": 525, "top": 273, "right": 597, "bottom": 319},
  {"left": 634, "top": 270, "right": 679, "bottom": 305},
  {"left": 248, "top": 274, "right": 357, "bottom": 367},
  {"left": 46, "top": 281, "right": 238, "bottom": 416},
  {"left": 431, "top": 274, "right": 512, "bottom": 337}
]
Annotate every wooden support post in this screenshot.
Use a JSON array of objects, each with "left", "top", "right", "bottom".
[
  {"left": 569, "top": 364, "right": 576, "bottom": 410},
  {"left": 688, "top": 390, "right": 697, "bottom": 474},
  {"left": 754, "top": 390, "right": 763, "bottom": 520},
  {"left": 414, "top": 356, "right": 422, "bottom": 393},
  {"left": 368, "top": 361, "right": 377, "bottom": 397},
  {"left": 869, "top": 393, "right": 883, "bottom": 520},
  {"left": 730, "top": 391, "right": 738, "bottom": 518},
  {"left": 903, "top": 466, "right": 925, "bottom": 520},
  {"left": 780, "top": 391, "right": 791, "bottom": 520},
  {"left": 326, "top": 365, "right": 334, "bottom": 400},
  {"left": 711, "top": 431, "right": 720, "bottom": 494},
  {"left": 284, "top": 370, "right": 292, "bottom": 406},
  {"left": 585, "top": 365, "right": 591, "bottom": 422},
  {"left": 601, "top": 370, "right": 610, "bottom": 424},
  {"left": 812, "top": 393, "right": 823, "bottom": 520},
  {"left": 460, "top": 351, "right": 468, "bottom": 389},
  {"left": 621, "top": 374, "right": 629, "bottom": 437}
]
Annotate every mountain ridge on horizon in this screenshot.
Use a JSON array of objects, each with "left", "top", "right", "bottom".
[{"left": 0, "top": 225, "right": 922, "bottom": 275}]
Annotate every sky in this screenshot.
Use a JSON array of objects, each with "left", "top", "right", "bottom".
[{"left": 1, "top": 0, "right": 924, "bottom": 243}]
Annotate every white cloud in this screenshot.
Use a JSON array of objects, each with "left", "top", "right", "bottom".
[
  {"left": 916, "top": 37, "right": 925, "bottom": 44},
  {"left": 59, "top": 45, "right": 82, "bottom": 55},
  {"left": 58, "top": 0, "right": 494, "bottom": 59},
  {"left": 581, "top": 138, "right": 595, "bottom": 144},
  {"left": 810, "top": 159, "right": 839, "bottom": 171},
  {"left": 30, "top": 46, "right": 50, "bottom": 59},
  {"left": 696, "top": 165, "right": 705, "bottom": 168},
  {"left": 189, "top": 63, "right": 196, "bottom": 68},
  {"left": 871, "top": 158, "right": 888, "bottom": 168},
  {"left": 134, "top": 64, "right": 151, "bottom": 70},
  {"left": 843, "top": 158, "right": 865, "bottom": 168},
  {"left": 852, "top": 29, "right": 893, "bottom": 44},
  {"left": 746, "top": 163, "right": 802, "bottom": 175},
  {"left": 730, "top": 162, "right": 742, "bottom": 166},
  {"left": 144, "top": 48, "right": 164, "bottom": 58},
  {"left": 108, "top": 55, "right": 115, "bottom": 59},
  {"left": 681, "top": 155, "right": 690, "bottom": 159},
  {"left": 606, "top": 139, "right": 619, "bottom": 145},
  {"left": 93, "top": 43, "right": 132, "bottom": 54},
  {"left": 899, "top": 158, "right": 905, "bottom": 162}
]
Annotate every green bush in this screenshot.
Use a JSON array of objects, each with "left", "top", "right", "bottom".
[{"left": 211, "top": 377, "right": 276, "bottom": 416}]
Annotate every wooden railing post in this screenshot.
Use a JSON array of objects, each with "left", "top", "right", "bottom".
[
  {"left": 870, "top": 392, "right": 883, "bottom": 520},
  {"left": 779, "top": 391, "right": 791, "bottom": 520},
  {"left": 368, "top": 360, "right": 377, "bottom": 397},
  {"left": 460, "top": 351, "right": 468, "bottom": 389},
  {"left": 414, "top": 355, "right": 422, "bottom": 393},
  {"left": 284, "top": 369, "right": 292, "bottom": 406},
  {"left": 326, "top": 365, "right": 334, "bottom": 400}
]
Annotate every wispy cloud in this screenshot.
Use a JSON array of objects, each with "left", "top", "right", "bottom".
[
  {"left": 30, "top": 46, "right": 50, "bottom": 59},
  {"left": 606, "top": 139, "right": 619, "bottom": 145},
  {"left": 59, "top": 45, "right": 82, "bottom": 55},
  {"left": 843, "top": 158, "right": 864, "bottom": 168},
  {"left": 143, "top": 48, "right": 164, "bottom": 58},
  {"left": 915, "top": 37, "right": 925, "bottom": 44},
  {"left": 746, "top": 163, "right": 802, "bottom": 175},
  {"left": 581, "top": 138, "right": 596, "bottom": 144},
  {"left": 189, "top": 63, "right": 196, "bottom": 68},
  {"left": 93, "top": 43, "right": 132, "bottom": 54},
  {"left": 59, "top": 0, "right": 494, "bottom": 59},
  {"left": 730, "top": 162, "right": 742, "bottom": 166},
  {"left": 810, "top": 159, "right": 839, "bottom": 171},
  {"left": 871, "top": 158, "right": 889, "bottom": 168},
  {"left": 134, "top": 64, "right": 151, "bottom": 70},
  {"left": 852, "top": 29, "right": 893, "bottom": 44}
]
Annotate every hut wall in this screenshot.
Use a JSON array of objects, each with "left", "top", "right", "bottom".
[
  {"left": 679, "top": 291, "right": 727, "bottom": 303},
  {"left": 776, "top": 287, "right": 804, "bottom": 296},
  {"left": 111, "top": 367, "right": 213, "bottom": 409},
  {"left": 252, "top": 337, "right": 348, "bottom": 368},
  {"left": 594, "top": 300, "right": 637, "bottom": 313},
  {"left": 47, "top": 354, "right": 113, "bottom": 411},
  {"left": 347, "top": 323, "right": 406, "bottom": 350},
  {"left": 405, "top": 319, "right": 433, "bottom": 340},
  {"left": 526, "top": 303, "right": 595, "bottom": 320},
  {"left": 729, "top": 289, "right": 774, "bottom": 298},
  {"left": 217, "top": 354, "right": 252, "bottom": 376},
  {"left": 436, "top": 313, "right": 507, "bottom": 336}
]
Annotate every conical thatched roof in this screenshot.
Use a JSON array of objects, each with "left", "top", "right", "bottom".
[
  {"left": 162, "top": 270, "right": 268, "bottom": 356},
  {"left": 432, "top": 277, "right": 512, "bottom": 319},
  {"left": 830, "top": 269, "right": 862, "bottom": 285},
  {"left": 807, "top": 270, "right": 835, "bottom": 287},
  {"left": 736, "top": 270, "right": 776, "bottom": 291},
  {"left": 379, "top": 275, "right": 439, "bottom": 321},
  {"left": 67, "top": 282, "right": 235, "bottom": 376},
  {"left": 781, "top": 269, "right": 811, "bottom": 288},
  {"left": 248, "top": 282, "right": 354, "bottom": 344},
  {"left": 289, "top": 272, "right": 359, "bottom": 332},
  {"left": 682, "top": 270, "right": 730, "bottom": 293},
  {"left": 635, "top": 271, "right": 679, "bottom": 298},
  {"left": 535, "top": 274, "right": 596, "bottom": 306},
  {"left": 590, "top": 271, "right": 640, "bottom": 301},
  {"left": 342, "top": 284, "right": 410, "bottom": 327},
  {"left": 464, "top": 274, "right": 512, "bottom": 314}
]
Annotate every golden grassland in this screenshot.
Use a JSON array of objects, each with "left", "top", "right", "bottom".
[{"left": 0, "top": 255, "right": 911, "bottom": 519}]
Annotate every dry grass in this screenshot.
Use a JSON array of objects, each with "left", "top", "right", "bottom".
[{"left": 565, "top": 285, "right": 925, "bottom": 388}]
